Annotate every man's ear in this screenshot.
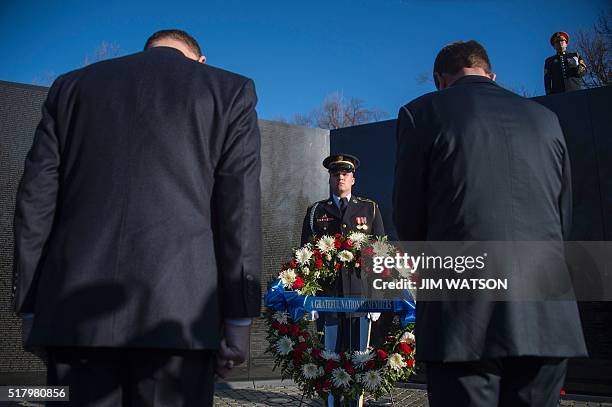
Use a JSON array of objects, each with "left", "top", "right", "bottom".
[
  {"left": 489, "top": 72, "right": 497, "bottom": 82},
  {"left": 198, "top": 55, "right": 206, "bottom": 64}
]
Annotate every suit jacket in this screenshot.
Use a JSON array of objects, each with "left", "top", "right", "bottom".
[
  {"left": 393, "top": 75, "right": 587, "bottom": 362},
  {"left": 301, "top": 195, "right": 384, "bottom": 297},
  {"left": 12, "top": 46, "right": 262, "bottom": 350}
]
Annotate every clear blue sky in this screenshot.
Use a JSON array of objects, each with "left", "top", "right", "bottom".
[{"left": 0, "top": 0, "right": 606, "bottom": 121}]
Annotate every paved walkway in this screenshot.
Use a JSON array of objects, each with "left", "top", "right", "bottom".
[
  {"left": 2, "top": 381, "right": 611, "bottom": 406},
  {"left": 214, "top": 381, "right": 428, "bottom": 406},
  {"left": 213, "top": 380, "right": 612, "bottom": 407}
]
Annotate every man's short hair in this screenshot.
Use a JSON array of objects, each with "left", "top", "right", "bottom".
[
  {"left": 144, "top": 29, "right": 202, "bottom": 57},
  {"left": 433, "top": 40, "right": 492, "bottom": 76}
]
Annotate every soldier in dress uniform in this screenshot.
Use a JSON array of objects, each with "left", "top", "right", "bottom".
[
  {"left": 544, "top": 31, "right": 587, "bottom": 95},
  {"left": 301, "top": 153, "right": 384, "bottom": 407}
]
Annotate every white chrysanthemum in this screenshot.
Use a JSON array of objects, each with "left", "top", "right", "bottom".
[
  {"left": 338, "top": 250, "right": 354, "bottom": 263},
  {"left": 371, "top": 240, "right": 392, "bottom": 257},
  {"left": 272, "top": 311, "right": 289, "bottom": 324},
  {"left": 397, "top": 265, "right": 413, "bottom": 278},
  {"left": 302, "top": 363, "right": 323, "bottom": 379},
  {"left": 314, "top": 271, "right": 321, "bottom": 279},
  {"left": 302, "top": 267, "right": 310, "bottom": 276},
  {"left": 400, "top": 331, "right": 415, "bottom": 344},
  {"left": 275, "top": 336, "right": 294, "bottom": 356},
  {"left": 331, "top": 368, "right": 352, "bottom": 388},
  {"left": 317, "top": 235, "right": 336, "bottom": 254},
  {"left": 295, "top": 247, "right": 313, "bottom": 265},
  {"left": 321, "top": 350, "right": 339, "bottom": 361},
  {"left": 348, "top": 232, "right": 368, "bottom": 249},
  {"left": 351, "top": 350, "right": 375, "bottom": 368},
  {"left": 387, "top": 353, "right": 407, "bottom": 371},
  {"left": 279, "top": 269, "right": 297, "bottom": 289},
  {"left": 326, "top": 254, "right": 332, "bottom": 261},
  {"left": 360, "top": 370, "right": 383, "bottom": 391}
]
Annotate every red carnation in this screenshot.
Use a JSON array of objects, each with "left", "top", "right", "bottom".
[
  {"left": 334, "top": 240, "right": 343, "bottom": 249},
  {"left": 323, "top": 380, "right": 332, "bottom": 391},
  {"left": 334, "top": 263, "right": 341, "bottom": 270},
  {"left": 279, "top": 324, "right": 289, "bottom": 335},
  {"left": 362, "top": 246, "right": 374, "bottom": 257},
  {"left": 289, "top": 260, "right": 297, "bottom": 268},
  {"left": 313, "top": 249, "right": 322, "bottom": 257},
  {"left": 399, "top": 342, "right": 413, "bottom": 355},
  {"left": 364, "top": 359, "right": 376, "bottom": 370},
  {"left": 376, "top": 349, "right": 388, "bottom": 361},
  {"left": 343, "top": 362, "right": 355, "bottom": 375},
  {"left": 343, "top": 239, "right": 353, "bottom": 249},
  {"left": 292, "top": 276, "right": 304, "bottom": 289},
  {"left": 299, "top": 331, "right": 309, "bottom": 339},
  {"left": 382, "top": 268, "right": 392, "bottom": 278},
  {"left": 407, "top": 357, "right": 415, "bottom": 368},
  {"left": 335, "top": 233, "right": 342, "bottom": 239},
  {"left": 289, "top": 324, "right": 301, "bottom": 336},
  {"left": 293, "top": 343, "right": 307, "bottom": 364},
  {"left": 272, "top": 321, "right": 280, "bottom": 329},
  {"left": 324, "top": 360, "right": 339, "bottom": 372},
  {"left": 560, "top": 389, "right": 566, "bottom": 395},
  {"left": 311, "top": 348, "right": 322, "bottom": 360},
  {"left": 315, "top": 258, "right": 324, "bottom": 269}
]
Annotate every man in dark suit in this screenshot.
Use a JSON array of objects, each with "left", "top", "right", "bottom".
[
  {"left": 301, "top": 153, "right": 384, "bottom": 407},
  {"left": 393, "top": 40, "right": 587, "bottom": 407},
  {"left": 12, "top": 29, "right": 262, "bottom": 406}
]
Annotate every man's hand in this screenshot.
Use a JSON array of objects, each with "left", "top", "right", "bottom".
[
  {"left": 568, "top": 56, "right": 579, "bottom": 68},
  {"left": 215, "top": 324, "right": 251, "bottom": 378}
]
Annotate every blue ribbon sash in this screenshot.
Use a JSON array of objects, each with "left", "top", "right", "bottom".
[{"left": 264, "top": 278, "right": 416, "bottom": 327}]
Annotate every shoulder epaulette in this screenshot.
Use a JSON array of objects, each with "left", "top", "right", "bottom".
[{"left": 355, "top": 196, "right": 378, "bottom": 217}]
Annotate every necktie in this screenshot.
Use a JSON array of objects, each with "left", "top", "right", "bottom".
[{"left": 339, "top": 197, "right": 348, "bottom": 214}]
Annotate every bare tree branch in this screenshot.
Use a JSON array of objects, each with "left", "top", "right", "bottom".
[
  {"left": 576, "top": 7, "right": 612, "bottom": 88},
  {"left": 32, "top": 70, "right": 56, "bottom": 86},
  {"left": 415, "top": 71, "right": 432, "bottom": 85},
  {"left": 291, "top": 92, "right": 388, "bottom": 129},
  {"left": 81, "top": 41, "right": 123, "bottom": 67}
]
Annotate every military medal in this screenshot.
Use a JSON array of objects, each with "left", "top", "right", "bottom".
[{"left": 356, "top": 217, "right": 368, "bottom": 230}]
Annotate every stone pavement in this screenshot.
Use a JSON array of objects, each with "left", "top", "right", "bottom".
[
  {"left": 213, "top": 380, "right": 612, "bottom": 407},
  {"left": 1, "top": 382, "right": 611, "bottom": 406},
  {"left": 214, "top": 381, "right": 428, "bottom": 406}
]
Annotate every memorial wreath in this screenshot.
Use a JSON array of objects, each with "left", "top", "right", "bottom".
[{"left": 263, "top": 232, "right": 416, "bottom": 401}]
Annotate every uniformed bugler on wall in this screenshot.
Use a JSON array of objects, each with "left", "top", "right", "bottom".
[{"left": 544, "top": 31, "right": 587, "bottom": 95}]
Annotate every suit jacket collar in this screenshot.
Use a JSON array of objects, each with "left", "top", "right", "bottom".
[
  {"left": 450, "top": 75, "right": 498, "bottom": 88},
  {"left": 146, "top": 46, "right": 185, "bottom": 57}
]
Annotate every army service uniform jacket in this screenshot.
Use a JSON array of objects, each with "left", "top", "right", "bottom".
[
  {"left": 300, "top": 195, "right": 384, "bottom": 298},
  {"left": 544, "top": 51, "right": 586, "bottom": 95}
]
